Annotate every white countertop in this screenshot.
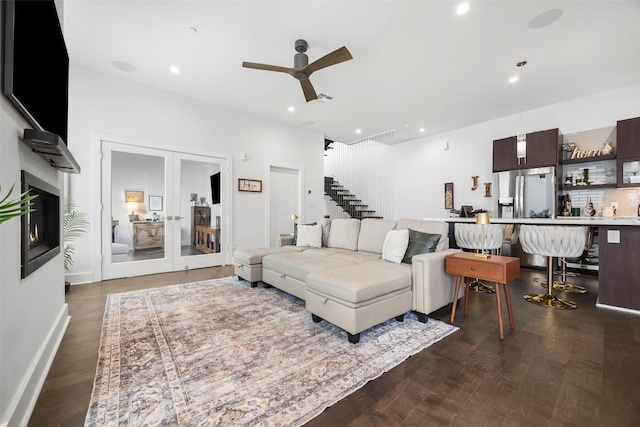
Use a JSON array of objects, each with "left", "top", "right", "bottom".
[{"left": 424, "top": 216, "right": 640, "bottom": 226}]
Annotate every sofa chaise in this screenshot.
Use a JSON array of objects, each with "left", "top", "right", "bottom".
[{"left": 234, "top": 218, "right": 461, "bottom": 343}]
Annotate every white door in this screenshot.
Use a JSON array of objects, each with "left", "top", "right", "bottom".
[{"left": 102, "top": 141, "right": 230, "bottom": 280}]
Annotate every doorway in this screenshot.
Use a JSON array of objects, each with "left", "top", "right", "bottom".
[
  {"left": 101, "top": 140, "right": 230, "bottom": 280},
  {"left": 268, "top": 165, "right": 302, "bottom": 247}
]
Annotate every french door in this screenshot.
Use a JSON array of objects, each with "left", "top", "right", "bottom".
[{"left": 101, "top": 141, "right": 230, "bottom": 280}]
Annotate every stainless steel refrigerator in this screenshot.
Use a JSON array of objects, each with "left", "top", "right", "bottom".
[{"left": 492, "top": 166, "right": 557, "bottom": 267}]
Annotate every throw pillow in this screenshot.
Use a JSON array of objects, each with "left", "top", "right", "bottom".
[
  {"left": 402, "top": 229, "right": 441, "bottom": 264},
  {"left": 327, "top": 218, "right": 361, "bottom": 251},
  {"left": 292, "top": 221, "right": 316, "bottom": 245},
  {"left": 382, "top": 229, "right": 410, "bottom": 264},
  {"left": 296, "top": 224, "right": 322, "bottom": 248}
]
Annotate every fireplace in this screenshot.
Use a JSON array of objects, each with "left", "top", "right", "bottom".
[{"left": 21, "top": 171, "right": 60, "bottom": 278}]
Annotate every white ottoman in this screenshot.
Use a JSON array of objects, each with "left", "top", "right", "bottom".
[
  {"left": 305, "top": 263, "right": 413, "bottom": 344},
  {"left": 233, "top": 246, "right": 302, "bottom": 286}
]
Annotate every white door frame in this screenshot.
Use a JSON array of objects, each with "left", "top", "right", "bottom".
[{"left": 90, "top": 132, "right": 233, "bottom": 282}]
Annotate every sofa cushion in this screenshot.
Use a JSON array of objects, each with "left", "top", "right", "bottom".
[
  {"left": 306, "top": 264, "right": 411, "bottom": 304},
  {"left": 396, "top": 219, "right": 449, "bottom": 252},
  {"left": 357, "top": 218, "right": 397, "bottom": 254},
  {"left": 382, "top": 229, "right": 410, "bottom": 264},
  {"left": 296, "top": 224, "right": 322, "bottom": 248},
  {"left": 263, "top": 251, "right": 355, "bottom": 282},
  {"left": 401, "top": 229, "right": 441, "bottom": 264},
  {"left": 233, "top": 246, "right": 302, "bottom": 265},
  {"left": 327, "top": 218, "right": 361, "bottom": 251}
]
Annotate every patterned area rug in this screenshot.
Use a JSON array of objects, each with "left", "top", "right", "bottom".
[{"left": 85, "top": 276, "right": 458, "bottom": 426}]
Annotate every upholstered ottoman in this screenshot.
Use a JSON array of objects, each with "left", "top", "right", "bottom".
[
  {"left": 305, "top": 263, "right": 413, "bottom": 344},
  {"left": 233, "top": 246, "right": 301, "bottom": 286}
]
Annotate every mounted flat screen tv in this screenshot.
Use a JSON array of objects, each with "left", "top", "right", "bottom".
[
  {"left": 2, "top": 0, "right": 69, "bottom": 145},
  {"left": 210, "top": 172, "right": 221, "bottom": 205}
]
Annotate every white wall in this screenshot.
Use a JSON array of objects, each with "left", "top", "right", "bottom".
[
  {"left": 392, "top": 83, "right": 640, "bottom": 219},
  {"left": 66, "top": 64, "right": 325, "bottom": 284},
  {"left": 0, "top": 0, "right": 70, "bottom": 424}
]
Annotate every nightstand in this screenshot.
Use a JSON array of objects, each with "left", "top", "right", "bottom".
[{"left": 445, "top": 252, "right": 520, "bottom": 339}]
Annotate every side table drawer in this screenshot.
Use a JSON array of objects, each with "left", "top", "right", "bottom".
[{"left": 446, "top": 257, "right": 504, "bottom": 282}]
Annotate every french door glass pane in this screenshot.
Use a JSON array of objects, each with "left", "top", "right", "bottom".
[
  {"left": 111, "top": 151, "right": 166, "bottom": 263},
  {"left": 180, "top": 159, "right": 222, "bottom": 257}
]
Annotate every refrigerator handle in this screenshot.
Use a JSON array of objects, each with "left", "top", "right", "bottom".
[
  {"left": 518, "top": 175, "right": 524, "bottom": 218},
  {"left": 514, "top": 175, "right": 519, "bottom": 218}
]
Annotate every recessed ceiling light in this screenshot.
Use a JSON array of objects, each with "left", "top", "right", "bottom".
[
  {"left": 170, "top": 66, "right": 180, "bottom": 74},
  {"left": 356, "top": 129, "right": 362, "bottom": 134},
  {"left": 419, "top": 128, "right": 425, "bottom": 133},
  {"left": 457, "top": 2, "right": 469, "bottom": 15},
  {"left": 509, "top": 76, "right": 519, "bottom": 83},
  {"left": 288, "top": 106, "right": 295, "bottom": 112},
  {"left": 112, "top": 60, "right": 137, "bottom": 73}
]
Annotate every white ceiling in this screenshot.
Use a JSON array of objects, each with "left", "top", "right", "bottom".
[{"left": 63, "top": 1, "right": 640, "bottom": 145}]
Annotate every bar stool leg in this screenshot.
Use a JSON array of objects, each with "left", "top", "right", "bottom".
[
  {"left": 524, "top": 256, "right": 578, "bottom": 309},
  {"left": 535, "top": 257, "right": 587, "bottom": 293}
]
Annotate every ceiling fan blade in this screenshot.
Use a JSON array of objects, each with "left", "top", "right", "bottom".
[
  {"left": 242, "top": 61, "right": 295, "bottom": 76},
  {"left": 303, "top": 46, "right": 353, "bottom": 76},
  {"left": 299, "top": 78, "right": 318, "bottom": 102}
]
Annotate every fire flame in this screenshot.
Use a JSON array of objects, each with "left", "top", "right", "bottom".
[{"left": 29, "top": 224, "right": 39, "bottom": 244}]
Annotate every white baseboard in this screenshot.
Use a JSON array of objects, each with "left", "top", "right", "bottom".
[
  {"left": 65, "top": 271, "right": 94, "bottom": 285},
  {"left": 3, "top": 305, "right": 70, "bottom": 427}
]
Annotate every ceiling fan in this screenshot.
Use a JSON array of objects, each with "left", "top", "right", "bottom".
[{"left": 242, "top": 39, "right": 353, "bottom": 102}]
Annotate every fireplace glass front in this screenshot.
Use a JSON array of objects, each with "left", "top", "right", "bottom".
[{"left": 21, "top": 171, "right": 60, "bottom": 278}]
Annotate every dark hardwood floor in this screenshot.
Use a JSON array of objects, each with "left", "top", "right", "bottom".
[{"left": 29, "top": 267, "right": 640, "bottom": 426}]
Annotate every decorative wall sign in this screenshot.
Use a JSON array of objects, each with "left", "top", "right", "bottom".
[
  {"left": 238, "top": 178, "right": 262, "bottom": 193},
  {"left": 444, "top": 182, "right": 454, "bottom": 209},
  {"left": 484, "top": 183, "right": 492, "bottom": 198},
  {"left": 471, "top": 176, "right": 478, "bottom": 191}
]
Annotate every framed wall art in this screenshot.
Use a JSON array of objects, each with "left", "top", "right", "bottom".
[
  {"left": 444, "top": 182, "right": 454, "bottom": 209},
  {"left": 125, "top": 190, "right": 144, "bottom": 203},
  {"left": 238, "top": 178, "right": 262, "bottom": 193},
  {"left": 149, "top": 195, "right": 163, "bottom": 211}
]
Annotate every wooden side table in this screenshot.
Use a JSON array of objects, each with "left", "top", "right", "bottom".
[{"left": 445, "top": 252, "right": 520, "bottom": 339}]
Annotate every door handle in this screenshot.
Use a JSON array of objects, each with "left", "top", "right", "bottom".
[{"left": 175, "top": 216, "right": 183, "bottom": 220}]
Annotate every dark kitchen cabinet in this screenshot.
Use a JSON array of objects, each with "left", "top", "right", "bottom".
[
  {"left": 492, "top": 128, "right": 560, "bottom": 172},
  {"left": 616, "top": 116, "right": 640, "bottom": 188}
]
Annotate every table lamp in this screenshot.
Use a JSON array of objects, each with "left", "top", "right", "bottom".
[
  {"left": 291, "top": 214, "right": 298, "bottom": 234},
  {"left": 475, "top": 212, "right": 491, "bottom": 259}
]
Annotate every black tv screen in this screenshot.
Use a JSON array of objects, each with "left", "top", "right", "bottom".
[
  {"left": 2, "top": 0, "right": 69, "bottom": 145},
  {"left": 210, "top": 173, "right": 221, "bottom": 205}
]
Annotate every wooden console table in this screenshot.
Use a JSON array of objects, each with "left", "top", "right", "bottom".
[
  {"left": 132, "top": 221, "right": 164, "bottom": 252},
  {"left": 445, "top": 252, "right": 520, "bottom": 339}
]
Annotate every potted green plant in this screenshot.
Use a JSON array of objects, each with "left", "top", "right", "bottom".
[
  {"left": 0, "top": 183, "right": 37, "bottom": 224},
  {"left": 63, "top": 198, "right": 89, "bottom": 291}
]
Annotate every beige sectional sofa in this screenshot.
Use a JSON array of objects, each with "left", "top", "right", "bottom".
[{"left": 233, "top": 218, "right": 461, "bottom": 343}]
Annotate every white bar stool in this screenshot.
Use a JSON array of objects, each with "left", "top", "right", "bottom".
[
  {"left": 519, "top": 225, "right": 587, "bottom": 309},
  {"left": 454, "top": 223, "right": 504, "bottom": 293}
]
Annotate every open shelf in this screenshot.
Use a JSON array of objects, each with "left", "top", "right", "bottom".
[
  {"left": 561, "top": 153, "right": 616, "bottom": 165},
  {"left": 562, "top": 183, "right": 617, "bottom": 191}
]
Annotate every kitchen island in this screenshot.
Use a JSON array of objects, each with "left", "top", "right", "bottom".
[{"left": 431, "top": 216, "right": 640, "bottom": 313}]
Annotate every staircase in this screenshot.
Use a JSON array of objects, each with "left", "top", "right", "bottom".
[{"left": 324, "top": 177, "right": 383, "bottom": 219}]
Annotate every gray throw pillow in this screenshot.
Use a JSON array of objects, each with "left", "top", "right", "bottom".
[
  {"left": 293, "top": 222, "right": 317, "bottom": 245},
  {"left": 401, "top": 229, "right": 441, "bottom": 264}
]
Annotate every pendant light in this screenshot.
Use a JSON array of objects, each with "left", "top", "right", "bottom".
[{"left": 516, "top": 61, "right": 527, "bottom": 163}]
